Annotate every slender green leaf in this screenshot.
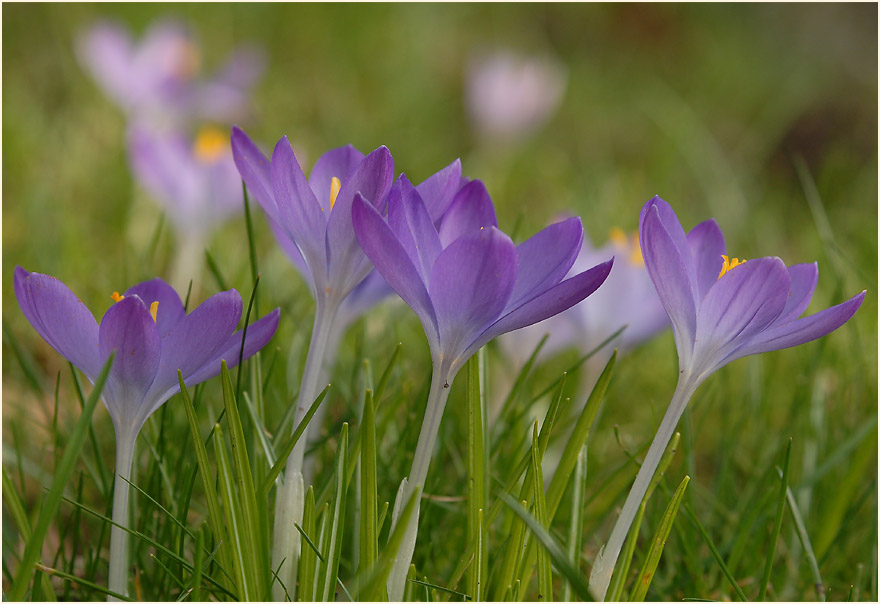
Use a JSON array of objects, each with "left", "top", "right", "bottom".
[
  {"left": 563, "top": 446, "right": 587, "bottom": 602},
  {"left": 467, "top": 353, "right": 487, "bottom": 602},
  {"left": 629, "top": 475, "right": 690, "bottom": 602},
  {"left": 10, "top": 354, "right": 113, "bottom": 602},
  {"left": 499, "top": 493, "right": 593, "bottom": 601},
  {"left": 356, "top": 488, "right": 419, "bottom": 601},
  {"left": 758, "top": 438, "right": 792, "bottom": 601},
  {"left": 220, "top": 361, "right": 266, "bottom": 600},
  {"left": 531, "top": 424, "right": 552, "bottom": 602},
  {"left": 178, "top": 372, "right": 234, "bottom": 589},
  {"left": 319, "top": 423, "right": 349, "bottom": 601},
  {"left": 260, "top": 384, "right": 331, "bottom": 498},
  {"left": 297, "top": 486, "right": 318, "bottom": 602},
  {"left": 360, "top": 389, "right": 379, "bottom": 578}
]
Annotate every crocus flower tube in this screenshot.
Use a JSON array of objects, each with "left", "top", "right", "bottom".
[
  {"left": 352, "top": 178, "right": 613, "bottom": 600},
  {"left": 128, "top": 125, "right": 244, "bottom": 291},
  {"left": 14, "top": 268, "right": 280, "bottom": 600},
  {"left": 588, "top": 196, "right": 865, "bottom": 600},
  {"left": 78, "top": 19, "right": 265, "bottom": 127}
]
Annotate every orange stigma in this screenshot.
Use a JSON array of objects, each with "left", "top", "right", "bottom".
[
  {"left": 111, "top": 291, "right": 124, "bottom": 303},
  {"left": 718, "top": 254, "right": 746, "bottom": 278}
]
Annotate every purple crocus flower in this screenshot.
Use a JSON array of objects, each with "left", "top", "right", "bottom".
[
  {"left": 231, "top": 127, "right": 465, "bottom": 596},
  {"left": 589, "top": 196, "right": 865, "bottom": 600},
  {"left": 352, "top": 178, "right": 613, "bottom": 600},
  {"left": 128, "top": 124, "right": 243, "bottom": 291},
  {"left": 14, "top": 267, "right": 280, "bottom": 599},
  {"left": 78, "top": 19, "right": 265, "bottom": 127}
]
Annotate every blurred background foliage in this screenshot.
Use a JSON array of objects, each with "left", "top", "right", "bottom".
[{"left": 3, "top": 3, "right": 877, "bottom": 600}]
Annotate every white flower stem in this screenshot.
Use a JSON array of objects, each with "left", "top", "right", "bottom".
[
  {"left": 107, "top": 433, "right": 136, "bottom": 602},
  {"left": 387, "top": 362, "right": 454, "bottom": 601},
  {"left": 169, "top": 233, "right": 205, "bottom": 296},
  {"left": 589, "top": 374, "right": 701, "bottom": 601},
  {"left": 271, "top": 300, "right": 338, "bottom": 600}
]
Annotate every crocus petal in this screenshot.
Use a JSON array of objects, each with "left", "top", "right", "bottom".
[
  {"left": 14, "top": 267, "right": 102, "bottom": 378},
  {"left": 77, "top": 22, "right": 136, "bottom": 108},
  {"left": 692, "top": 257, "right": 789, "bottom": 372},
  {"left": 268, "top": 216, "right": 312, "bottom": 281},
  {"left": 98, "top": 296, "right": 161, "bottom": 432},
  {"left": 415, "top": 158, "right": 463, "bottom": 222},
  {"left": 640, "top": 196, "right": 697, "bottom": 289},
  {"left": 428, "top": 227, "right": 518, "bottom": 359},
  {"left": 184, "top": 308, "right": 281, "bottom": 387},
  {"left": 309, "top": 145, "right": 365, "bottom": 211},
  {"left": 231, "top": 126, "right": 276, "bottom": 215},
  {"left": 388, "top": 175, "right": 443, "bottom": 282},
  {"left": 124, "top": 278, "right": 186, "bottom": 337},
  {"left": 438, "top": 180, "right": 499, "bottom": 247},
  {"left": 686, "top": 219, "right": 725, "bottom": 299},
  {"left": 777, "top": 262, "right": 819, "bottom": 323},
  {"left": 352, "top": 195, "right": 440, "bottom": 346},
  {"left": 730, "top": 291, "right": 865, "bottom": 361},
  {"left": 474, "top": 259, "right": 613, "bottom": 357},
  {"left": 271, "top": 136, "right": 328, "bottom": 284},
  {"left": 506, "top": 217, "right": 583, "bottom": 311},
  {"left": 640, "top": 202, "right": 698, "bottom": 364},
  {"left": 145, "top": 290, "right": 243, "bottom": 403}
]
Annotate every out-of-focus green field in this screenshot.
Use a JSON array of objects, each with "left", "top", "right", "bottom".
[{"left": 3, "top": 3, "right": 877, "bottom": 601}]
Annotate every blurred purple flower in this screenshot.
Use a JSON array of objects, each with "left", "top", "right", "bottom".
[
  {"left": 14, "top": 267, "right": 279, "bottom": 597},
  {"left": 590, "top": 196, "right": 865, "bottom": 600},
  {"left": 78, "top": 19, "right": 265, "bottom": 126},
  {"left": 129, "top": 124, "right": 243, "bottom": 239},
  {"left": 352, "top": 177, "right": 612, "bottom": 599},
  {"left": 466, "top": 50, "right": 567, "bottom": 141},
  {"left": 500, "top": 226, "right": 668, "bottom": 366}
]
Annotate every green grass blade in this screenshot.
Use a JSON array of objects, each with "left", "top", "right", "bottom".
[
  {"left": 758, "top": 438, "right": 792, "bottom": 601},
  {"left": 242, "top": 182, "right": 261, "bottom": 316},
  {"left": 467, "top": 353, "right": 487, "bottom": 602},
  {"left": 360, "top": 389, "right": 379, "bottom": 578},
  {"left": 260, "top": 384, "right": 331, "bottom": 498},
  {"left": 178, "top": 372, "right": 234, "bottom": 589},
  {"left": 499, "top": 493, "right": 592, "bottom": 601},
  {"left": 563, "top": 446, "right": 587, "bottom": 602},
  {"left": 319, "top": 423, "right": 349, "bottom": 602},
  {"left": 9, "top": 353, "right": 113, "bottom": 602},
  {"left": 204, "top": 249, "right": 229, "bottom": 291},
  {"left": 220, "top": 360, "right": 267, "bottom": 599},
  {"left": 373, "top": 342, "right": 402, "bottom": 407},
  {"left": 3, "top": 319, "right": 45, "bottom": 395},
  {"left": 629, "top": 475, "right": 690, "bottom": 602},
  {"left": 547, "top": 350, "right": 616, "bottom": 517},
  {"left": 357, "top": 487, "right": 419, "bottom": 601},
  {"left": 681, "top": 501, "right": 747, "bottom": 602},
  {"left": 778, "top": 469, "right": 825, "bottom": 601},
  {"left": 34, "top": 563, "right": 130, "bottom": 601},
  {"left": 214, "top": 421, "right": 251, "bottom": 599},
  {"left": 296, "top": 486, "right": 318, "bottom": 602},
  {"left": 608, "top": 500, "right": 645, "bottom": 602},
  {"left": 530, "top": 424, "right": 553, "bottom": 602}
]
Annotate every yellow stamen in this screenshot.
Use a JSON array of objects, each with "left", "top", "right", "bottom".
[
  {"left": 329, "top": 177, "right": 341, "bottom": 211},
  {"left": 608, "top": 227, "right": 628, "bottom": 248},
  {"left": 193, "top": 127, "right": 230, "bottom": 163},
  {"left": 150, "top": 301, "right": 159, "bottom": 323},
  {"left": 629, "top": 233, "right": 644, "bottom": 266},
  {"left": 718, "top": 254, "right": 747, "bottom": 278},
  {"left": 608, "top": 228, "right": 644, "bottom": 266},
  {"left": 111, "top": 291, "right": 124, "bottom": 303}
]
